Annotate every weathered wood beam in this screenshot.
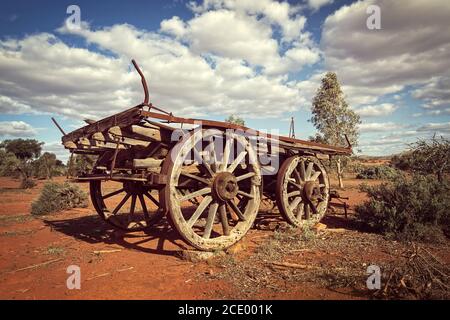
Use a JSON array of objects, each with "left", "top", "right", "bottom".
[
  {"left": 133, "top": 158, "right": 163, "bottom": 168},
  {"left": 129, "top": 125, "right": 161, "bottom": 141}
]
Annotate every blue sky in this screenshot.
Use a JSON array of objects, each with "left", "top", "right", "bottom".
[{"left": 0, "top": 0, "right": 449, "bottom": 160}]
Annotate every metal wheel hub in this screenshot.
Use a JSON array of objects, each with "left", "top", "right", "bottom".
[
  {"left": 212, "top": 172, "right": 239, "bottom": 201},
  {"left": 303, "top": 181, "right": 319, "bottom": 202}
]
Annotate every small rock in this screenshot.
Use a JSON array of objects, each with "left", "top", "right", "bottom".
[{"left": 313, "top": 222, "right": 327, "bottom": 231}]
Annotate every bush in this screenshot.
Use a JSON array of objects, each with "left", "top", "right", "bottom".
[
  {"left": 356, "top": 175, "right": 450, "bottom": 242},
  {"left": 67, "top": 154, "right": 96, "bottom": 177},
  {"left": 0, "top": 150, "right": 20, "bottom": 177},
  {"left": 20, "top": 178, "right": 36, "bottom": 189},
  {"left": 391, "top": 152, "right": 414, "bottom": 171},
  {"left": 356, "top": 165, "right": 399, "bottom": 180},
  {"left": 31, "top": 182, "right": 88, "bottom": 215}
]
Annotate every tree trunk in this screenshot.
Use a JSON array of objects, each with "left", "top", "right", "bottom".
[{"left": 336, "top": 158, "right": 344, "bottom": 189}]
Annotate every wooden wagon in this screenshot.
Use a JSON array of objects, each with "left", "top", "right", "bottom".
[{"left": 59, "top": 60, "right": 352, "bottom": 251}]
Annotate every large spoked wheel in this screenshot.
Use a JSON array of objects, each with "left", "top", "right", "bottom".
[
  {"left": 161, "top": 129, "right": 262, "bottom": 251},
  {"left": 276, "top": 155, "right": 330, "bottom": 227},
  {"left": 90, "top": 178, "right": 164, "bottom": 232}
]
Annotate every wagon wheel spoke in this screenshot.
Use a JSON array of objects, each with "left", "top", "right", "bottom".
[
  {"left": 138, "top": 193, "right": 150, "bottom": 221},
  {"left": 102, "top": 188, "right": 125, "bottom": 200},
  {"left": 220, "top": 137, "right": 233, "bottom": 172},
  {"left": 227, "top": 199, "right": 246, "bottom": 221},
  {"left": 236, "top": 172, "right": 255, "bottom": 182},
  {"left": 112, "top": 193, "right": 131, "bottom": 215},
  {"left": 299, "top": 161, "right": 306, "bottom": 180},
  {"left": 127, "top": 194, "right": 138, "bottom": 226},
  {"left": 203, "top": 202, "right": 219, "bottom": 239},
  {"left": 305, "top": 162, "right": 314, "bottom": 180},
  {"left": 179, "top": 187, "right": 211, "bottom": 202},
  {"left": 289, "top": 196, "right": 302, "bottom": 212},
  {"left": 227, "top": 150, "right": 247, "bottom": 173},
  {"left": 180, "top": 171, "right": 210, "bottom": 185},
  {"left": 287, "top": 190, "right": 301, "bottom": 198},
  {"left": 296, "top": 202, "right": 304, "bottom": 219},
  {"left": 144, "top": 191, "right": 160, "bottom": 207},
  {"left": 293, "top": 168, "right": 302, "bottom": 184},
  {"left": 193, "top": 147, "right": 214, "bottom": 177},
  {"left": 309, "top": 201, "right": 318, "bottom": 215},
  {"left": 219, "top": 203, "right": 230, "bottom": 236},
  {"left": 187, "top": 196, "right": 213, "bottom": 228},
  {"left": 287, "top": 179, "right": 302, "bottom": 189},
  {"left": 304, "top": 203, "right": 311, "bottom": 219},
  {"left": 237, "top": 190, "right": 254, "bottom": 199},
  {"left": 310, "top": 171, "right": 321, "bottom": 181},
  {"left": 208, "top": 136, "right": 218, "bottom": 172}
]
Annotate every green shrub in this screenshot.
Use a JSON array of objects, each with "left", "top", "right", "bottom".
[
  {"left": 391, "top": 152, "right": 414, "bottom": 171},
  {"left": 356, "top": 175, "right": 449, "bottom": 242},
  {"left": 356, "top": 165, "right": 399, "bottom": 180},
  {"left": 31, "top": 182, "right": 88, "bottom": 215},
  {"left": 20, "top": 178, "right": 36, "bottom": 189}
]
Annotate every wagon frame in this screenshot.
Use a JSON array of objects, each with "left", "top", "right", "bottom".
[{"left": 59, "top": 60, "right": 352, "bottom": 251}]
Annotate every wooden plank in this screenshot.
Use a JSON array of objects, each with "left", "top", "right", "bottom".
[
  {"left": 77, "top": 138, "right": 126, "bottom": 149},
  {"left": 62, "top": 106, "right": 143, "bottom": 143},
  {"left": 133, "top": 158, "right": 163, "bottom": 168},
  {"left": 139, "top": 109, "right": 352, "bottom": 155},
  {"left": 130, "top": 125, "right": 161, "bottom": 141},
  {"left": 91, "top": 131, "right": 150, "bottom": 147}
]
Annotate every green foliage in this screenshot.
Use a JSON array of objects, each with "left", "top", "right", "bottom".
[
  {"left": 345, "top": 157, "right": 364, "bottom": 174},
  {"left": 20, "top": 177, "right": 36, "bottom": 189},
  {"left": 225, "top": 114, "right": 245, "bottom": 126},
  {"left": 390, "top": 152, "right": 414, "bottom": 171},
  {"left": 67, "top": 154, "right": 96, "bottom": 176},
  {"left": 31, "top": 182, "right": 88, "bottom": 215},
  {"left": 310, "top": 72, "right": 361, "bottom": 147},
  {"left": 0, "top": 150, "right": 20, "bottom": 177},
  {"left": 408, "top": 136, "right": 449, "bottom": 181},
  {"left": 356, "top": 165, "right": 400, "bottom": 180},
  {"left": 0, "top": 139, "right": 43, "bottom": 160},
  {"left": 310, "top": 72, "right": 361, "bottom": 188},
  {"left": 33, "top": 152, "right": 60, "bottom": 179},
  {"left": 391, "top": 136, "right": 450, "bottom": 182},
  {"left": 356, "top": 175, "right": 449, "bottom": 242}
]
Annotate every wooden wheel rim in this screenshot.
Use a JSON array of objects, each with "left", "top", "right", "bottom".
[
  {"left": 276, "top": 155, "right": 329, "bottom": 227},
  {"left": 90, "top": 179, "right": 163, "bottom": 232},
  {"left": 161, "top": 129, "right": 262, "bottom": 251}
]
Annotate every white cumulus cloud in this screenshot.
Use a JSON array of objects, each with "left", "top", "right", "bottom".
[{"left": 0, "top": 121, "right": 37, "bottom": 137}]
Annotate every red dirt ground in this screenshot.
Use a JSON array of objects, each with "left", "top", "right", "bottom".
[{"left": 0, "top": 176, "right": 447, "bottom": 300}]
